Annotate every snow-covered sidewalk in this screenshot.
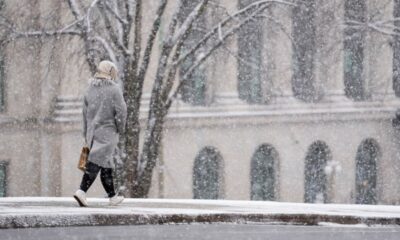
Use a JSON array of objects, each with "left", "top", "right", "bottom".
[{"left": 1, "top": 197, "right": 400, "bottom": 228}]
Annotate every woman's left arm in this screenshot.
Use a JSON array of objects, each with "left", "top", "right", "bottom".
[
  {"left": 82, "top": 95, "right": 88, "bottom": 141},
  {"left": 114, "top": 88, "right": 127, "bottom": 134}
]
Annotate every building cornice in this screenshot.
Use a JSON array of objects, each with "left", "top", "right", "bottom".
[
  {"left": 2, "top": 94, "right": 397, "bottom": 131},
  {"left": 40, "top": 95, "right": 400, "bottom": 130}
]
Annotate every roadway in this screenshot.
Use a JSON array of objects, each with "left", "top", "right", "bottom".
[{"left": 1, "top": 223, "right": 400, "bottom": 240}]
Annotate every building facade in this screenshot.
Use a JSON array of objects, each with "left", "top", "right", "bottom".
[{"left": 1, "top": 0, "right": 400, "bottom": 204}]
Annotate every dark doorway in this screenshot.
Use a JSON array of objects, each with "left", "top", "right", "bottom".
[
  {"left": 355, "top": 139, "right": 379, "bottom": 204},
  {"left": 193, "top": 147, "right": 223, "bottom": 199},
  {"left": 250, "top": 144, "right": 278, "bottom": 201},
  {"left": 304, "top": 141, "right": 331, "bottom": 203}
]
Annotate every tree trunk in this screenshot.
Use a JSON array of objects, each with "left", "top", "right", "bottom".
[
  {"left": 135, "top": 105, "right": 166, "bottom": 197},
  {"left": 122, "top": 59, "right": 141, "bottom": 197}
]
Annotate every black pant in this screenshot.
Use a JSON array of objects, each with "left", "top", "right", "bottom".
[{"left": 80, "top": 162, "right": 116, "bottom": 198}]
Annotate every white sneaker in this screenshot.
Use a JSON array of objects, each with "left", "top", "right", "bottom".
[
  {"left": 74, "top": 190, "right": 88, "bottom": 207},
  {"left": 109, "top": 195, "right": 124, "bottom": 206}
]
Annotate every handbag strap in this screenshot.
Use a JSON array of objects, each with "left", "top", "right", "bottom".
[{"left": 84, "top": 134, "right": 94, "bottom": 149}]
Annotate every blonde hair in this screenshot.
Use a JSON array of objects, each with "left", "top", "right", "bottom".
[{"left": 94, "top": 60, "right": 118, "bottom": 80}]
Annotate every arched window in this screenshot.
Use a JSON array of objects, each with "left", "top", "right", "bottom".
[
  {"left": 304, "top": 141, "right": 331, "bottom": 203},
  {"left": 0, "top": 161, "right": 8, "bottom": 197},
  {"left": 237, "top": 0, "right": 264, "bottom": 104},
  {"left": 344, "top": 0, "right": 366, "bottom": 101},
  {"left": 193, "top": 147, "right": 223, "bottom": 199},
  {"left": 0, "top": 47, "right": 5, "bottom": 112},
  {"left": 250, "top": 144, "right": 279, "bottom": 201},
  {"left": 292, "top": 0, "right": 318, "bottom": 102},
  {"left": 355, "top": 139, "right": 380, "bottom": 204}
]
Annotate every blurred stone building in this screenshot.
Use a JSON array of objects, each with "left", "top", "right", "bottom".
[{"left": 1, "top": 0, "right": 400, "bottom": 205}]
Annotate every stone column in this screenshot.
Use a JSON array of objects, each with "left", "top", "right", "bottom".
[
  {"left": 365, "top": 0, "right": 396, "bottom": 101},
  {"left": 265, "top": 4, "right": 296, "bottom": 104},
  {"left": 210, "top": 36, "right": 242, "bottom": 106},
  {"left": 208, "top": 0, "right": 242, "bottom": 106},
  {"left": 315, "top": 0, "right": 347, "bottom": 102}
]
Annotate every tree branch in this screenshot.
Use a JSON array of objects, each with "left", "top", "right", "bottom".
[
  {"left": 171, "top": 0, "right": 210, "bottom": 45},
  {"left": 98, "top": 0, "right": 129, "bottom": 55},
  {"left": 122, "top": 0, "right": 134, "bottom": 50},
  {"left": 137, "top": 0, "right": 168, "bottom": 82},
  {"left": 104, "top": 0, "right": 128, "bottom": 25},
  {"left": 175, "top": 0, "right": 295, "bottom": 67},
  {"left": 67, "top": 0, "right": 83, "bottom": 20},
  {"left": 2, "top": 0, "right": 105, "bottom": 41},
  {"left": 132, "top": 0, "right": 142, "bottom": 76},
  {"left": 12, "top": 29, "right": 81, "bottom": 39},
  {"left": 345, "top": 19, "right": 400, "bottom": 37},
  {"left": 257, "top": 13, "right": 295, "bottom": 44},
  {"left": 85, "top": 0, "right": 101, "bottom": 32},
  {"left": 91, "top": 35, "right": 118, "bottom": 64},
  {"left": 165, "top": 3, "right": 273, "bottom": 109},
  {"left": 125, "top": 0, "right": 134, "bottom": 23},
  {"left": 150, "top": 0, "right": 208, "bottom": 113}
]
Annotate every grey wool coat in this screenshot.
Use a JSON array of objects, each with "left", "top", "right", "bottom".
[{"left": 83, "top": 78, "right": 127, "bottom": 168}]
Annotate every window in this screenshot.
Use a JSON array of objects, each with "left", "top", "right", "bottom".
[
  {"left": 179, "top": 0, "right": 207, "bottom": 105},
  {"left": 250, "top": 144, "right": 278, "bottom": 201},
  {"left": 0, "top": 0, "right": 4, "bottom": 111},
  {"left": 237, "top": 0, "right": 264, "bottom": 104},
  {"left": 393, "top": 0, "right": 400, "bottom": 96},
  {"left": 292, "top": 0, "right": 317, "bottom": 102},
  {"left": 0, "top": 162, "right": 8, "bottom": 197},
  {"left": 304, "top": 141, "right": 331, "bottom": 203},
  {"left": 0, "top": 49, "right": 4, "bottom": 112},
  {"left": 344, "top": 0, "right": 366, "bottom": 101},
  {"left": 193, "top": 147, "right": 223, "bottom": 199},
  {"left": 355, "top": 139, "right": 379, "bottom": 205}
]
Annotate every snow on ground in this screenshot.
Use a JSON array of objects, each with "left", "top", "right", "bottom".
[{"left": 1, "top": 197, "right": 400, "bottom": 219}]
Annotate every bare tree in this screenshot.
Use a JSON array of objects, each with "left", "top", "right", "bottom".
[{"left": 0, "top": 0, "right": 296, "bottom": 197}]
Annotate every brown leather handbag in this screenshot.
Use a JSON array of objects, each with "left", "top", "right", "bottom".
[{"left": 78, "top": 146, "right": 90, "bottom": 171}]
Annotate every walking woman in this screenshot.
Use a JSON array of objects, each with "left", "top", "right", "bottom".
[{"left": 74, "top": 60, "right": 127, "bottom": 207}]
